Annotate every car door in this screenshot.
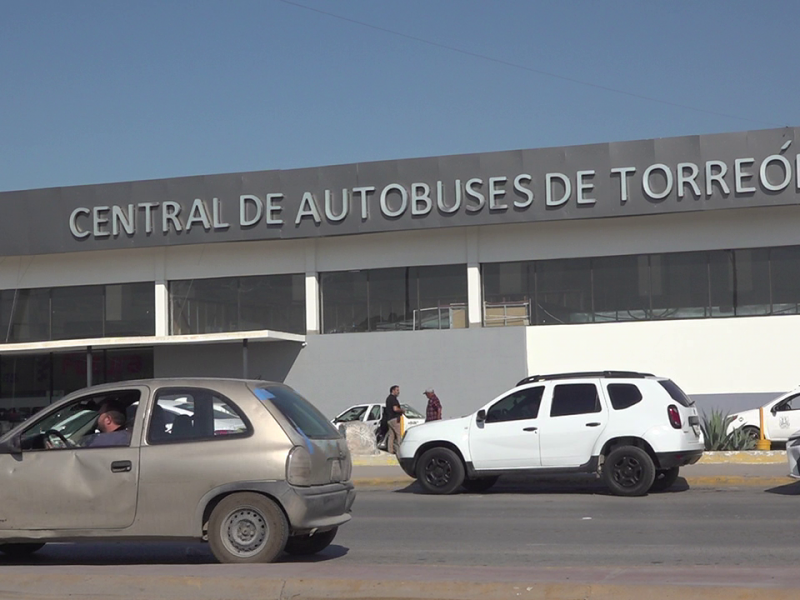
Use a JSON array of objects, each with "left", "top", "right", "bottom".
[
  {"left": 468, "top": 385, "right": 544, "bottom": 469},
  {"left": 765, "top": 393, "right": 800, "bottom": 441},
  {"left": 365, "top": 404, "right": 383, "bottom": 432},
  {"left": 0, "top": 386, "right": 145, "bottom": 531},
  {"left": 538, "top": 380, "right": 607, "bottom": 467}
]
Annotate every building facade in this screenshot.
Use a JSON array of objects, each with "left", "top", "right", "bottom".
[{"left": 1, "top": 127, "right": 799, "bottom": 432}]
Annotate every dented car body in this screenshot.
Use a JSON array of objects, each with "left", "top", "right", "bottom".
[{"left": 0, "top": 378, "right": 355, "bottom": 563}]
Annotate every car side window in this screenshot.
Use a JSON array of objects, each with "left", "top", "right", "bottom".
[
  {"left": 550, "top": 383, "right": 601, "bottom": 417},
  {"left": 778, "top": 395, "right": 800, "bottom": 411},
  {"left": 486, "top": 386, "right": 544, "bottom": 423},
  {"left": 368, "top": 406, "right": 383, "bottom": 421},
  {"left": 148, "top": 388, "right": 250, "bottom": 444},
  {"left": 335, "top": 406, "right": 368, "bottom": 423},
  {"left": 607, "top": 384, "right": 643, "bottom": 410}
]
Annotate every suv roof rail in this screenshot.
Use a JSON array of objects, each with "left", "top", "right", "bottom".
[{"left": 516, "top": 371, "right": 655, "bottom": 386}]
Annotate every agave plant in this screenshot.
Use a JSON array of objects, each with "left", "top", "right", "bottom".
[{"left": 700, "top": 409, "right": 757, "bottom": 451}]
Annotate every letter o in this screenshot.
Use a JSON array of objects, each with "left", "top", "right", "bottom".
[
  {"left": 380, "top": 184, "right": 408, "bottom": 218},
  {"left": 643, "top": 164, "right": 674, "bottom": 200},
  {"left": 760, "top": 154, "right": 792, "bottom": 192}
]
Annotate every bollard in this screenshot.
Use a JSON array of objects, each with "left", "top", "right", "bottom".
[{"left": 756, "top": 406, "right": 771, "bottom": 450}]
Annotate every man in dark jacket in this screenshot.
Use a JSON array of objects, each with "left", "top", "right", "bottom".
[{"left": 383, "top": 385, "right": 404, "bottom": 454}]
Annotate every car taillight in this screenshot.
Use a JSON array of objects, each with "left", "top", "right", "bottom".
[
  {"left": 286, "top": 446, "right": 312, "bottom": 486},
  {"left": 667, "top": 404, "right": 682, "bottom": 429}
]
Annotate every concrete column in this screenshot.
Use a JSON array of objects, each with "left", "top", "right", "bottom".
[
  {"left": 242, "top": 339, "right": 249, "bottom": 379},
  {"left": 466, "top": 228, "right": 482, "bottom": 327},
  {"left": 155, "top": 281, "right": 169, "bottom": 336},
  {"left": 86, "top": 346, "right": 93, "bottom": 387},
  {"left": 305, "top": 240, "right": 319, "bottom": 334}
]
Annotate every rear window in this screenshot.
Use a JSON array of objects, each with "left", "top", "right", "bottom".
[
  {"left": 253, "top": 385, "right": 339, "bottom": 439},
  {"left": 607, "top": 383, "right": 643, "bottom": 410},
  {"left": 658, "top": 380, "right": 694, "bottom": 407}
]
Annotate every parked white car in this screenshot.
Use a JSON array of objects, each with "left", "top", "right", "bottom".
[
  {"left": 331, "top": 403, "right": 426, "bottom": 433},
  {"left": 397, "top": 371, "right": 704, "bottom": 497},
  {"left": 727, "top": 388, "right": 800, "bottom": 443}
]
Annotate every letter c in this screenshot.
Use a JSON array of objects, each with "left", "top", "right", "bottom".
[{"left": 69, "top": 207, "right": 91, "bottom": 239}]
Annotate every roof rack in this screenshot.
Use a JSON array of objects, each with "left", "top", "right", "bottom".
[{"left": 516, "top": 371, "right": 655, "bottom": 387}]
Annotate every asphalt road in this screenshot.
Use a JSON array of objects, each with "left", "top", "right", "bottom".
[{"left": 4, "top": 476, "right": 799, "bottom": 569}]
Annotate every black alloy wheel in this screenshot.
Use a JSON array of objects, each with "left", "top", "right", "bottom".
[
  {"left": 602, "top": 445, "right": 656, "bottom": 497},
  {"left": 416, "top": 447, "right": 465, "bottom": 494}
]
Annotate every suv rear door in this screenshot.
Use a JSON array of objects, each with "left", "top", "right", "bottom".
[{"left": 538, "top": 379, "right": 608, "bottom": 467}]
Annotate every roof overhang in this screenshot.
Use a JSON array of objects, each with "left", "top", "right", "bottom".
[{"left": 0, "top": 329, "right": 305, "bottom": 355}]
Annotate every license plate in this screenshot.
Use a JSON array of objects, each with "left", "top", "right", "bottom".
[{"left": 330, "top": 459, "right": 342, "bottom": 482}]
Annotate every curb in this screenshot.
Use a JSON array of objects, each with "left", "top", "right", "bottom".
[{"left": 352, "top": 450, "right": 788, "bottom": 466}]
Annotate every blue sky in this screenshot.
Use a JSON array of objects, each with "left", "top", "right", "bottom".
[{"left": 1, "top": 0, "right": 798, "bottom": 192}]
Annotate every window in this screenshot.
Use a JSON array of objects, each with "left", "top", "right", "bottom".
[
  {"left": 335, "top": 406, "right": 367, "bottom": 423},
  {"left": 320, "top": 265, "right": 467, "bottom": 334},
  {"left": 550, "top": 384, "right": 601, "bottom": 417},
  {"left": 486, "top": 386, "right": 544, "bottom": 423},
  {"left": 535, "top": 258, "right": 593, "bottom": 325},
  {"left": 776, "top": 395, "right": 800, "bottom": 411},
  {"left": 148, "top": 388, "right": 250, "bottom": 444},
  {"left": 710, "top": 249, "right": 770, "bottom": 317},
  {"left": 170, "top": 274, "right": 305, "bottom": 335},
  {"left": 593, "top": 255, "right": 649, "bottom": 322},
  {"left": 253, "top": 384, "right": 340, "bottom": 439},
  {"left": 658, "top": 380, "right": 694, "bottom": 407},
  {"left": 368, "top": 405, "right": 383, "bottom": 421},
  {"left": 649, "top": 252, "right": 709, "bottom": 319},
  {"left": 770, "top": 246, "right": 800, "bottom": 315},
  {"left": 607, "top": 384, "right": 643, "bottom": 410}
]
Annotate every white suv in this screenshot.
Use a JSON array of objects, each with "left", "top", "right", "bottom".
[{"left": 397, "top": 371, "right": 704, "bottom": 497}]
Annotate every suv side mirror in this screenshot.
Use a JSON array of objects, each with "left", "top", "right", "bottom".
[
  {"left": 476, "top": 409, "right": 486, "bottom": 423},
  {"left": 0, "top": 433, "right": 22, "bottom": 455}
]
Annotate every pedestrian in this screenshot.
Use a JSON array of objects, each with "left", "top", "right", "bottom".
[
  {"left": 423, "top": 388, "right": 442, "bottom": 422},
  {"left": 383, "top": 384, "right": 404, "bottom": 454}
]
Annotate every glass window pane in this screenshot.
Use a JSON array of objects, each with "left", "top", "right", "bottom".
[
  {"left": 51, "top": 286, "right": 104, "bottom": 340},
  {"left": 483, "top": 262, "right": 533, "bottom": 327},
  {"left": 369, "top": 268, "right": 410, "bottom": 331},
  {"left": 770, "top": 246, "right": 800, "bottom": 316},
  {"left": 536, "top": 258, "right": 593, "bottom": 325},
  {"left": 592, "top": 255, "right": 649, "bottom": 322},
  {"left": 550, "top": 383, "right": 601, "bottom": 417},
  {"left": 239, "top": 274, "right": 305, "bottom": 334},
  {"left": 170, "top": 277, "right": 238, "bottom": 335},
  {"left": 104, "top": 283, "right": 155, "bottom": 336},
  {"left": 0, "top": 355, "right": 52, "bottom": 429},
  {"left": 710, "top": 249, "right": 770, "bottom": 317},
  {"left": 413, "top": 265, "right": 467, "bottom": 330},
  {"left": 649, "top": 252, "right": 709, "bottom": 320},
  {"left": 5, "top": 289, "right": 50, "bottom": 343},
  {"left": 320, "top": 271, "right": 368, "bottom": 334}
]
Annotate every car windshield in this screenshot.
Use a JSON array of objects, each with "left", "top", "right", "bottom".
[
  {"left": 334, "top": 406, "right": 367, "bottom": 422},
  {"left": 253, "top": 384, "right": 339, "bottom": 439},
  {"left": 402, "top": 404, "right": 424, "bottom": 419}
]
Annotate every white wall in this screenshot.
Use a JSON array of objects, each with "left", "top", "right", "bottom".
[{"left": 525, "top": 315, "right": 800, "bottom": 396}]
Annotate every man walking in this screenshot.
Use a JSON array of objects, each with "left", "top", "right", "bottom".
[
  {"left": 383, "top": 385, "right": 404, "bottom": 454},
  {"left": 424, "top": 388, "right": 442, "bottom": 422}
]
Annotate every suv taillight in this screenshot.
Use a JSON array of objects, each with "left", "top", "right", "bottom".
[{"left": 667, "top": 404, "right": 682, "bottom": 429}]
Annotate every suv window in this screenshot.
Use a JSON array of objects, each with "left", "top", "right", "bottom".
[
  {"left": 254, "top": 384, "right": 340, "bottom": 439},
  {"left": 148, "top": 388, "right": 250, "bottom": 444},
  {"left": 607, "top": 383, "right": 643, "bottom": 410},
  {"left": 368, "top": 406, "right": 383, "bottom": 420},
  {"left": 550, "top": 383, "right": 601, "bottom": 417},
  {"left": 486, "top": 386, "right": 544, "bottom": 423},
  {"left": 658, "top": 379, "right": 694, "bottom": 407}
]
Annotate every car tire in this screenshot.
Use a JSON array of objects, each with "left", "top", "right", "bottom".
[
  {"left": 416, "top": 447, "right": 465, "bottom": 494},
  {"left": 602, "top": 445, "right": 656, "bottom": 497},
  {"left": 741, "top": 426, "right": 760, "bottom": 441},
  {"left": 208, "top": 492, "right": 289, "bottom": 564},
  {"left": 649, "top": 467, "right": 680, "bottom": 492},
  {"left": 0, "top": 543, "right": 45, "bottom": 558},
  {"left": 284, "top": 527, "right": 338, "bottom": 556},
  {"left": 461, "top": 476, "right": 499, "bottom": 493}
]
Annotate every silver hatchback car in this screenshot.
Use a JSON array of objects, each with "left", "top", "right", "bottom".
[{"left": 0, "top": 378, "right": 355, "bottom": 563}]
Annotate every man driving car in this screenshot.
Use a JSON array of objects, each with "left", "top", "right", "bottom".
[{"left": 81, "top": 401, "right": 131, "bottom": 448}]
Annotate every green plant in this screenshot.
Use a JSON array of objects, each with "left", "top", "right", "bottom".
[{"left": 700, "top": 409, "right": 756, "bottom": 451}]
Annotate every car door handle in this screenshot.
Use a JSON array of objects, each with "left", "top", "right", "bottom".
[
  {"left": 111, "top": 460, "right": 132, "bottom": 473},
  {"left": 522, "top": 427, "right": 538, "bottom": 432},
  {"left": 585, "top": 422, "right": 601, "bottom": 427}
]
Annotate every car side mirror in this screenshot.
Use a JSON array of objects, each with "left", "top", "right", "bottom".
[
  {"left": 0, "top": 433, "right": 22, "bottom": 455},
  {"left": 476, "top": 409, "right": 486, "bottom": 423},
  {"left": 771, "top": 405, "right": 780, "bottom": 416}
]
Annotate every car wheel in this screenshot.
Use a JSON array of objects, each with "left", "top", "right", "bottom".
[
  {"left": 416, "top": 447, "right": 465, "bottom": 494},
  {"left": 208, "top": 493, "right": 288, "bottom": 563},
  {"left": 284, "top": 527, "right": 338, "bottom": 556},
  {"left": 602, "top": 445, "right": 656, "bottom": 497},
  {"left": 0, "top": 543, "right": 45, "bottom": 557},
  {"left": 461, "top": 476, "right": 499, "bottom": 493},
  {"left": 741, "top": 426, "right": 760, "bottom": 441},
  {"left": 649, "top": 467, "right": 680, "bottom": 492}
]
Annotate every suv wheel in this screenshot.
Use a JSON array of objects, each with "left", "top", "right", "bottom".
[
  {"left": 284, "top": 527, "right": 338, "bottom": 556},
  {"left": 208, "top": 492, "right": 288, "bottom": 563},
  {"left": 649, "top": 467, "right": 680, "bottom": 492},
  {"left": 602, "top": 445, "right": 656, "bottom": 497},
  {"left": 416, "top": 447, "right": 465, "bottom": 494},
  {"left": 0, "top": 543, "right": 45, "bottom": 558},
  {"left": 461, "top": 476, "right": 499, "bottom": 493}
]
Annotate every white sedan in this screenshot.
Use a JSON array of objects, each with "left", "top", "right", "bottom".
[
  {"left": 727, "top": 388, "right": 800, "bottom": 442},
  {"left": 331, "top": 403, "right": 426, "bottom": 435}
]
